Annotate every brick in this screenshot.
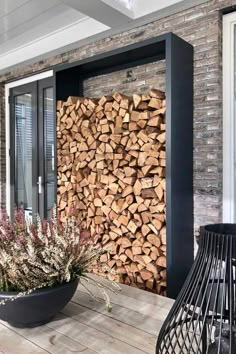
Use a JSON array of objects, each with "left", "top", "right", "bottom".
[{"left": 0, "top": 0, "right": 234, "bottom": 242}]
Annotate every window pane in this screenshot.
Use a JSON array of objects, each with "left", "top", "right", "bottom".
[
  {"left": 15, "top": 94, "right": 32, "bottom": 211},
  {"left": 44, "top": 87, "right": 55, "bottom": 217}
]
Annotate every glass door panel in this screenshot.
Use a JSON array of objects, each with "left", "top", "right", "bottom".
[
  {"left": 38, "top": 78, "right": 55, "bottom": 218},
  {"left": 44, "top": 87, "right": 55, "bottom": 218},
  {"left": 15, "top": 93, "right": 33, "bottom": 214},
  {"left": 10, "top": 82, "right": 37, "bottom": 219},
  {"left": 10, "top": 78, "right": 54, "bottom": 219}
]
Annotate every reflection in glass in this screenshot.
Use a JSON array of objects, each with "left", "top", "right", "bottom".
[
  {"left": 15, "top": 94, "right": 32, "bottom": 212},
  {"left": 44, "top": 87, "right": 55, "bottom": 217}
]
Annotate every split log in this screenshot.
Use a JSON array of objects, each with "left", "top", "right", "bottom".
[{"left": 57, "top": 89, "right": 166, "bottom": 295}]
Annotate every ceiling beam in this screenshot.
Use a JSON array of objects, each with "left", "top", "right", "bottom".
[{"left": 64, "top": 0, "right": 134, "bottom": 28}]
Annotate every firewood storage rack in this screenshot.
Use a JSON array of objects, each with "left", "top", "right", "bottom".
[{"left": 54, "top": 32, "right": 194, "bottom": 299}]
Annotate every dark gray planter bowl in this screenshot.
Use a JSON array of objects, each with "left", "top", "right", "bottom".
[{"left": 0, "top": 278, "right": 79, "bottom": 328}]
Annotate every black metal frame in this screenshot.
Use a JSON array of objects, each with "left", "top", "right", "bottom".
[
  {"left": 221, "top": 5, "right": 236, "bottom": 15},
  {"left": 9, "top": 77, "right": 53, "bottom": 220},
  {"left": 38, "top": 77, "right": 54, "bottom": 219},
  {"left": 54, "top": 32, "right": 194, "bottom": 299},
  {"left": 156, "top": 224, "right": 236, "bottom": 353}
]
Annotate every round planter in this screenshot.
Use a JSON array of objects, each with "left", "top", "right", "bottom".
[{"left": 0, "top": 278, "right": 79, "bottom": 328}]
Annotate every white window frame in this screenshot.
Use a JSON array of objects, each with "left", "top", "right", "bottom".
[
  {"left": 223, "top": 13, "right": 236, "bottom": 222},
  {"left": 5, "top": 70, "right": 53, "bottom": 215}
]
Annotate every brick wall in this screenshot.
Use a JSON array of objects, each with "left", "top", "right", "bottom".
[
  {"left": 83, "top": 61, "right": 166, "bottom": 98},
  {"left": 0, "top": 0, "right": 235, "bottom": 237}
]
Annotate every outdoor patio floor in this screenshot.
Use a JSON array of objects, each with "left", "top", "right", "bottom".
[{"left": 0, "top": 277, "right": 174, "bottom": 354}]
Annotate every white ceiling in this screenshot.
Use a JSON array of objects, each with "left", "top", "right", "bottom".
[
  {"left": 0, "top": 0, "right": 208, "bottom": 74},
  {"left": 0, "top": 1, "right": 87, "bottom": 55},
  {"left": 113, "top": 0, "right": 132, "bottom": 9}
]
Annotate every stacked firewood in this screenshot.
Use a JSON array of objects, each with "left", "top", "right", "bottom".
[{"left": 57, "top": 89, "right": 167, "bottom": 295}]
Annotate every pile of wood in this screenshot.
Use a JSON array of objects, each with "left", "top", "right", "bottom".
[{"left": 57, "top": 89, "right": 167, "bottom": 295}]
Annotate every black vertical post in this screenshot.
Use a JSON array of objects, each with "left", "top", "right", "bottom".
[
  {"left": 165, "top": 33, "right": 194, "bottom": 298},
  {"left": 54, "top": 70, "right": 84, "bottom": 206}
]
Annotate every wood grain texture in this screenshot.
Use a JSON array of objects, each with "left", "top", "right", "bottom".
[
  {"left": 0, "top": 322, "right": 89, "bottom": 354},
  {"left": 0, "top": 279, "right": 171, "bottom": 354},
  {"left": 48, "top": 313, "right": 146, "bottom": 354},
  {"left": 73, "top": 290, "right": 163, "bottom": 336},
  {"left": 57, "top": 91, "right": 166, "bottom": 295},
  {"left": 0, "top": 322, "right": 47, "bottom": 354},
  {"left": 62, "top": 301, "right": 156, "bottom": 353},
  {"left": 78, "top": 281, "right": 170, "bottom": 322}
]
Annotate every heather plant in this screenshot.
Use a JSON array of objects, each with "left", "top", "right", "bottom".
[{"left": 0, "top": 207, "right": 119, "bottom": 310}]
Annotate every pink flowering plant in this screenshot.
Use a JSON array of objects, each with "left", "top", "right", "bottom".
[{"left": 0, "top": 207, "right": 118, "bottom": 310}]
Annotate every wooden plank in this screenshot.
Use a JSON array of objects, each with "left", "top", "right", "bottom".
[
  {"left": 0, "top": 280, "right": 174, "bottom": 354},
  {"left": 0, "top": 322, "right": 47, "bottom": 354},
  {"left": 48, "top": 313, "right": 146, "bottom": 354},
  {"left": 73, "top": 290, "right": 163, "bottom": 336},
  {"left": 62, "top": 302, "right": 156, "bottom": 353},
  {"left": 0, "top": 321, "right": 89, "bottom": 354},
  {"left": 113, "top": 281, "right": 173, "bottom": 308},
  {"left": 83, "top": 275, "right": 174, "bottom": 309},
  {"left": 78, "top": 282, "right": 170, "bottom": 322},
  {"left": 76, "top": 282, "right": 198, "bottom": 338}
]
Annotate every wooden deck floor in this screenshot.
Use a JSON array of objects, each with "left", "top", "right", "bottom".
[{"left": 0, "top": 277, "right": 174, "bottom": 354}]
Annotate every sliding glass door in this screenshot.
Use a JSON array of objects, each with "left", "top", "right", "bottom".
[{"left": 10, "top": 77, "right": 55, "bottom": 219}]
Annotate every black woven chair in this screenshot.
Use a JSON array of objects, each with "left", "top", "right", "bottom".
[{"left": 156, "top": 224, "right": 236, "bottom": 353}]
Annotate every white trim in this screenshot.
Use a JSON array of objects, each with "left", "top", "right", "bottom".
[
  {"left": 5, "top": 70, "right": 53, "bottom": 215},
  {"left": 133, "top": 0, "right": 208, "bottom": 18},
  {"left": 223, "top": 13, "right": 236, "bottom": 222},
  {"left": 0, "top": 0, "right": 208, "bottom": 75},
  {"left": 0, "top": 17, "right": 109, "bottom": 73}
]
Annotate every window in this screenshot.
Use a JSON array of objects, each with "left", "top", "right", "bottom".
[{"left": 223, "top": 12, "right": 236, "bottom": 222}]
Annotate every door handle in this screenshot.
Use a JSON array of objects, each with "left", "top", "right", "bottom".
[{"left": 37, "top": 176, "right": 42, "bottom": 194}]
